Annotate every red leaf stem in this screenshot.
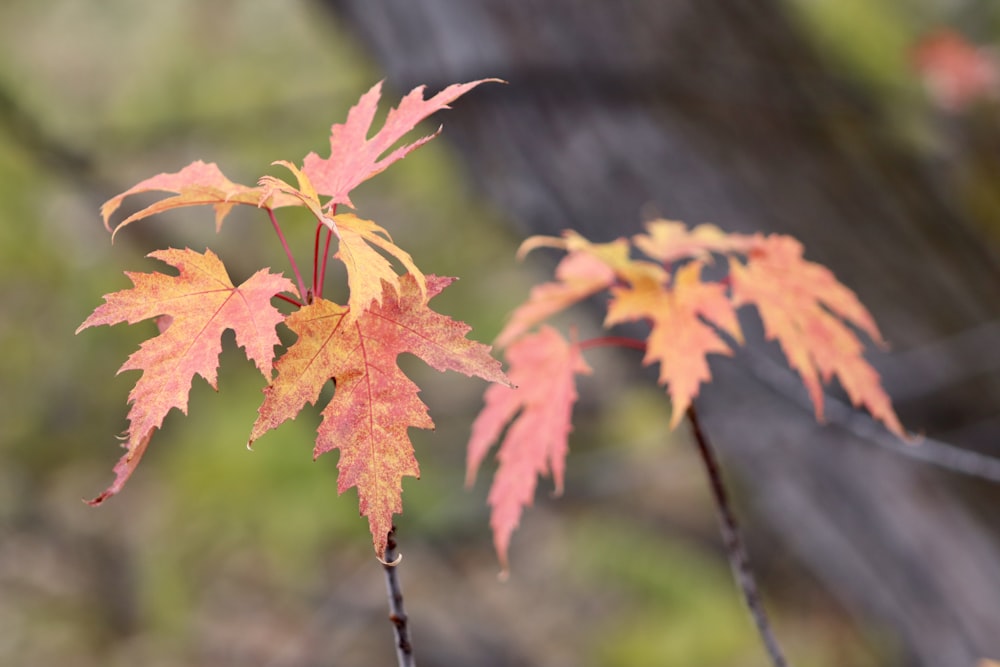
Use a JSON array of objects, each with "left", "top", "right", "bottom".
[
  {"left": 577, "top": 335, "right": 648, "bottom": 353},
  {"left": 318, "top": 204, "right": 337, "bottom": 298},
  {"left": 273, "top": 292, "right": 302, "bottom": 308},
  {"left": 266, "top": 207, "right": 307, "bottom": 299},
  {"left": 312, "top": 221, "right": 323, "bottom": 299}
]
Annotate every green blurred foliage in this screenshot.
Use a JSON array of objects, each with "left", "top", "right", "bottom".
[
  {"left": 574, "top": 517, "right": 756, "bottom": 665},
  {"left": 783, "top": 0, "right": 922, "bottom": 97},
  {"left": 784, "top": 0, "right": 1000, "bottom": 164}
]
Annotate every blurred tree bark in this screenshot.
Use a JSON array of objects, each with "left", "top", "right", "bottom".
[{"left": 322, "top": 1, "right": 1000, "bottom": 665}]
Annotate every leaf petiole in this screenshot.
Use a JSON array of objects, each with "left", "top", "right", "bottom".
[
  {"left": 266, "top": 207, "right": 308, "bottom": 300},
  {"left": 273, "top": 292, "right": 303, "bottom": 308},
  {"left": 312, "top": 221, "right": 323, "bottom": 298},
  {"left": 317, "top": 204, "right": 338, "bottom": 298},
  {"left": 577, "top": 336, "right": 647, "bottom": 353}
]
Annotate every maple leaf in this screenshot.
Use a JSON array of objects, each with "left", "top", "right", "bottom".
[
  {"left": 606, "top": 260, "right": 743, "bottom": 427},
  {"left": 494, "top": 250, "right": 617, "bottom": 348},
  {"left": 496, "top": 232, "right": 665, "bottom": 348},
  {"left": 632, "top": 219, "right": 757, "bottom": 265},
  {"left": 249, "top": 273, "right": 508, "bottom": 558},
  {"left": 101, "top": 160, "right": 300, "bottom": 238},
  {"left": 521, "top": 229, "right": 667, "bottom": 285},
  {"left": 729, "top": 235, "right": 905, "bottom": 437},
  {"left": 302, "top": 79, "right": 502, "bottom": 208},
  {"left": 333, "top": 213, "right": 427, "bottom": 315},
  {"left": 77, "top": 248, "right": 295, "bottom": 503},
  {"left": 466, "top": 326, "right": 591, "bottom": 574},
  {"left": 101, "top": 81, "right": 501, "bottom": 244},
  {"left": 627, "top": 221, "right": 902, "bottom": 435}
]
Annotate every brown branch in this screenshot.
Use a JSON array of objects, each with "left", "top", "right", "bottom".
[
  {"left": 686, "top": 405, "right": 790, "bottom": 667},
  {"left": 382, "top": 526, "right": 416, "bottom": 667}
]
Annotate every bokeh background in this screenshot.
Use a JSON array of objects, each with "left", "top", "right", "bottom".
[{"left": 2, "top": 1, "right": 999, "bottom": 665}]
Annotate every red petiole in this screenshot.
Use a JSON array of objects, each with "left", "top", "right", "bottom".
[
  {"left": 274, "top": 293, "right": 303, "bottom": 308},
  {"left": 578, "top": 336, "right": 648, "bottom": 353},
  {"left": 317, "top": 204, "right": 338, "bottom": 298},
  {"left": 266, "top": 207, "right": 308, "bottom": 300}
]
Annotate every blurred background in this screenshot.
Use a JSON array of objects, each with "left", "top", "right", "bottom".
[{"left": 2, "top": 1, "right": 999, "bottom": 665}]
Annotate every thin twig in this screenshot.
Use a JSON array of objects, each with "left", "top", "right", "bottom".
[
  {"left": 383, "top": 526, "right": 415, "bottom": 667},
  {"left": 742, "top": 349, "right": 1000, "bottom": 482},
  {"left": 686, "top": 405, "right": 791, "bottom": 667}
]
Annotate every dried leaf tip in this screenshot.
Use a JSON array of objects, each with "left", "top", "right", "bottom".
[{"left": 378, "top": 552, "right": 403, "bottom": 567}]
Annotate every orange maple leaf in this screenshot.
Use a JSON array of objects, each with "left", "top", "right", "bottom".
[
  {"left": 729, "top": 235, "right": 904, "bottom": 437},
  {"left": 302, "top": 79, "right": 501, "bottom": 209},
  {"left": 606, "top": 260, "right": 743, "bottom": 426},
  {"left": 77, "top": 248, "right": 295, "bottom": 503},
  {"left": 249, "top": 273, "right": 508, "bottom": 558},
  {"left": 466, "top": 326, "right": 591, "bottom": 573}
]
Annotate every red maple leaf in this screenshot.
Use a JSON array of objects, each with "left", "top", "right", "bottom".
[
  {"left": 250, "top": 273, "right": 508, "bottom": 558},
  {"left": 77, "top": 248, "right": 295, "bottom": 503},
  {"left": 466, "top": 326, "right": 591, "bottom": 573},
  {"left": 303, "top": 79, "right": 502, "bottom": 209}
]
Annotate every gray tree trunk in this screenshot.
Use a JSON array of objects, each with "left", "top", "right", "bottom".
[{"left": 322, "top": 1, "right": 1000, "bottom": 664}]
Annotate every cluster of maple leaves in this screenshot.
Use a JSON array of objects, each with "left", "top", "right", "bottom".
[
  {"left": 80, "top": 79, "right": 902, "bottom": 570},
  {"left": 79, "top": 80, "right": 508, "bottom": 559},
  {"left": 466, "top": 224, "right": 905, "bottom": 571}
]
